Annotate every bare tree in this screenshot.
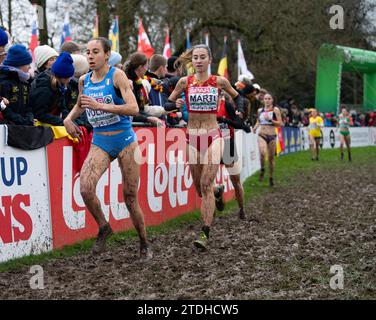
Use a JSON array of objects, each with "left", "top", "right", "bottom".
[{"left": 29, "top": 0, "right": 48, "bottom": 45}]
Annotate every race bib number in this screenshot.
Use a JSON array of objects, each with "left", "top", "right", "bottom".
[
  {"left": 259, "top": 111, "right": 273, "bottom": 124},
  {"left": 188, "top": 86, "right": 218, "bottom": 112},
  {"left": 310, "top": 122, "right": 318, "bottom": 130},
  {"left": 85, "top": 95, "right": 121, "bottom": 128}
]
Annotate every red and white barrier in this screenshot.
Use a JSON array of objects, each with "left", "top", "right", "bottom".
[{"left": 0, "top": 126, "right": 260, "bottom": 262}]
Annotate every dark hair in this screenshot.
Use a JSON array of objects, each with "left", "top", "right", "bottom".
[
  {"left": 122, "top": 52, "right": 148, "bottom": 110},
  {"left": 167, "top": 56, "right": 178, "bottom": 73},
  {"left": 123, "top": 52, "right": 148, "bottom": 81},
  {"left": 88, "top": 37, "right": 111, "bottom": 54}
]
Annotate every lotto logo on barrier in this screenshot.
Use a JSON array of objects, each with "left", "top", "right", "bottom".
[
  {"left": 0, "top": 126, "right": 52, "bottom": 263},
  {"left": 46, "top": 128, "right": 233, "bottom": 249}
]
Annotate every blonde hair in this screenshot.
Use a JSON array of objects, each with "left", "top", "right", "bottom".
[{"left": 175, "top": 44, "right": 212, "bottom": 76}]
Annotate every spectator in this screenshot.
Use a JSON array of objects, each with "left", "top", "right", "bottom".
[
  {"left": 34, "top": 45, "right": 59, "bottom": 77},
  {"left": 70, "top": 53, "right": 91, "bottom": 130},
  {"left": 239, "top": 82, "right": 261, "bottom": 126},
  {"left": 123, "top": 52, "right": 168, "bottom": 127},
  {"left": 0, "top": 44, "right": 34, "bottom": 126},
  {"left": 289, "top": 104, "right": 303, "bottom": 127},
  {"left": 109, "top": 51, "right": 122, "bottom": 69},
  {"left": 0, "top": 27, "right": 9, "bottom": 65},
  {"left": 166, "top": 56, "right": 179, "bottom": 78},
  {"left": 60, "top": 41, "right": 81, "bottom": 55},
  {"left": 30, "top": 52, "right": 75, "bottom": 126},
  {"left": 146, "top": 54, "right": 169, "bottom": 106},
  {"left": 234, "top": 74, "right": 253, "bottom": 92}
]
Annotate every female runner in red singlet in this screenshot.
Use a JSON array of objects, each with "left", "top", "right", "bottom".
[{"left": 167, "top": 45, "right": 246, "bottom": 250}]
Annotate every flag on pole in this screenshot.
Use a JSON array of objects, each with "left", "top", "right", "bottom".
[
  {"left": 163, "top": 28, "right": 172, "bottom": 59},
  {"left": 204, "top": 32, "right": 211, "bottom": 75},
  {"left": 93, "top": 15, "right": 99, "bottom": 38},
  {"left": 109, "top": 16, "right": 119, "bottom": 52},
  {"left": 29, "top": 20, "right": 39, "bottom": 61},
  {"left": 60, "top": 12, "right": 72, "bottom": 46},
  {"left": 186, "top": 29, "right": 191, "bottom": 49},
  {"left": 276, "top": 127, "right": 285, "bottom": 156},
  {"left": 237, "top": 39, "right": 254, "bottom": 80},
  {"left": 137, "top": 18, "right": 154, "bottom": 59},
  {"left": 217, "top": 36, "right": 228, "bottom": 79}
]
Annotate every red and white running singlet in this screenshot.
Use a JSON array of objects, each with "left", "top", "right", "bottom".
[{"left": 185, "top": 75, "right": 221, "bottom": 114}]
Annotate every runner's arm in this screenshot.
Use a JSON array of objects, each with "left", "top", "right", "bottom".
[
  {"left": 272, "top": 107, "right": 284, "bottom": 127},
  {"left": 165, "top": 77, "right": 187, "bottom": 111}
]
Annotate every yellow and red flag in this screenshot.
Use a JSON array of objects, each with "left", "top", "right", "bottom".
[
  {"left": 276, "top": 127, "right": 285, "bottom": 156},
  {"left": 217, "top": 36, "right": 228, "bottom": 79}
]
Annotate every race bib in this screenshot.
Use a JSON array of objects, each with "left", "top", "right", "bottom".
[
  {"left": 259, "top": 111, "right": 274, "bottom": 124},
  {"left": 85, "top": 95, "right": 121, "bottom": 128},
  {"left": 188, "top": 86, "right": 219, "bottom": 112},
  {"left": 310, "top": 122, "right": 318, "bottom": 130}
]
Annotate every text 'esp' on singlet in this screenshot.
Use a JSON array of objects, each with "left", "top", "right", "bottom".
[{"left": 185, "top": 75, "right": 221, "bottom": 114}]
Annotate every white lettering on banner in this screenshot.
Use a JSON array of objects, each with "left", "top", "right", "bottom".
[
  {"left": 147, "top": 144, "right": 193, "bottom": 212},
  {"left": 62, "top": 146, "right": 130, "bottom": 231},
  {"left": 62, "top": 147, "right": 86, "bottom": 230},
  {"left": 0, "top": 125, "right": 52, "bottom": 263},
  {"left": 110, "top": 161, "right": 129, "bottom": 220}
]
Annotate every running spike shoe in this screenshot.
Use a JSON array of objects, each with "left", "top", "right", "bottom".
[
  {"left": 92, "top": 224, "right": 113, "bottom": 255},
  {"left": 193, "top": 232, "right": 208, "bottom": 250},
  {"left": 214, "top": 185, "right": 225, "bottom": 212}
]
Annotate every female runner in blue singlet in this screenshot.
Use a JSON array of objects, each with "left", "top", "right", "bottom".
[{"left": 64, "top": 37, "right": 152, "bottom": 260}]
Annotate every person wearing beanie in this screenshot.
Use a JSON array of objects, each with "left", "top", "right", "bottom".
[
  {"left": 235, "top": 74, "right": 253, "bottom": 91},
  {"left": 34, "top": 45, "right": 58, "bottom": 76},
  {"left": 0, "top": 27, "right": 9, "bottom": 65},
  {"left": 108, "top": 51, "right": 122, "bottom": 68},
  {"left": 68, "top": 54, "right": 91, "bottom": 130},
  {"left": 30, "top": 52, "right": 76, "bottom": 126},
  {"left": 60, "top": 41, "right": 81, "bottom": 54},
  {"left": 0, "top": 44, "right": 34, "bottom": 125},
  {"left": 71, "top": 54, "right": 89, "bottom": 78}
]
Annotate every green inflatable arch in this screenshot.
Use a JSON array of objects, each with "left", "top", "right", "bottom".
[{"left": 315, "top": 43, "right": 376, "bottom": 113}]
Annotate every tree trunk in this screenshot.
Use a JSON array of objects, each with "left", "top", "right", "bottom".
[
  {"left": 29, "top": 0, "right": 48, "bottom": 45},
  {"left": 95, "top": 0, "right": 111, "bottom": 38},
  {"left": 8, "top": 0, "right": 12, "bottom": 35},
  {"left": 117, "top": 0, "right": 141, "bottom": 58}
]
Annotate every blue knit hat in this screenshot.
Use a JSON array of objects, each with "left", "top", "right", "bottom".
[
  {"left": 51, "top": 52, "right": 74, "bottom": 78},
  {"left": 3, "top": 44, "right": 32, "bottom": 67},
  {"left": 0, "top": 28, "right": 8, "bottom": 47}
]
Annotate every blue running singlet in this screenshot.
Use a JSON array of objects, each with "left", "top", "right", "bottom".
[
  {"left": 83, "top": 67, "right": 133, "bottom": 132},
  {"left": 83, "top": 67, "right": 136, "bottom": 157}
]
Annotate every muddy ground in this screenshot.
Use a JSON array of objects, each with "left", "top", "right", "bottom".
[{"left": 1, "top": 163, "right": 375, "bottom": 300}]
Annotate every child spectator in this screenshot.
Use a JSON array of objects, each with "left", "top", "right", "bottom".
[
  {"left": 0, "top": 44, "right": 34, "bottom": 126},
  {"left": 30, "top": 52, "right": 75, "bottom": 126},
  {"left": 34, "top": 45, "right": 59, "bottom": 77}
]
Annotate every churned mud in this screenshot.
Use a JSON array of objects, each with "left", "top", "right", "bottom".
[{"left": 1, "top": 162, "right": 375, "bottom": 300}]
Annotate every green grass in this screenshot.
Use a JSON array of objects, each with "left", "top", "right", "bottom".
[{"left": 0, "top": 146, "right": 375, "bottom": 273}]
